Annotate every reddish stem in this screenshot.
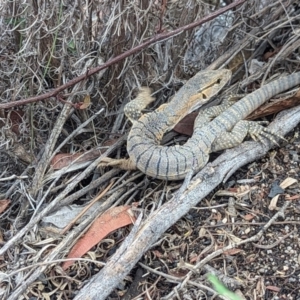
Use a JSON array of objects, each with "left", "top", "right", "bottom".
[{"left": 0, "top": 0, "right": 246, "bottom": 109}]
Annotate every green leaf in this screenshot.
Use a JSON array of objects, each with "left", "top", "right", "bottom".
[{"left": 207, "top": 274, "right": 242, "bottom": 300}]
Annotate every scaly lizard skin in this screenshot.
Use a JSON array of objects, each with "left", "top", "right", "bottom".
[{"left": 101, "top": 70, "right": 300, "bottom": 180}]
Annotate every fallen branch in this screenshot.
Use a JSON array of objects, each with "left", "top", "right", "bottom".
[{"left": 73, "top": 105, "right": 300, "bottom": 299}]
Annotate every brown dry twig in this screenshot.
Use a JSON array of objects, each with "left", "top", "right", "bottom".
[
  {"left": 162, "top": 201, "right": 291, "bottom": 299},
  {"left": 252, "top": 229, "right": 296, "bottom": 249},
  {"left": 73, "top": 106, "right": 300, "bottom": 299},
  {"left": 1, "top": 1, "right": 300, "bottom": 299},
  {"left": 0, "top": 0, "right": 245, "bottom": 110}
]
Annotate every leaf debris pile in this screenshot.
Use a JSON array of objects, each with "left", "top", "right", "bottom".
[{"left": 0, "top": 1, "right": 300, "bottom": 299}]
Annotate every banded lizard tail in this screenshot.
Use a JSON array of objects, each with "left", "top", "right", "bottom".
[{"left": 101, "top": 70, "right": 300, "bottom": 180}]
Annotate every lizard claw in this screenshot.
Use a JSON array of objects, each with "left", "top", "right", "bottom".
[{"left": 248, "top": 121, "right": 285, "bottom": 145}]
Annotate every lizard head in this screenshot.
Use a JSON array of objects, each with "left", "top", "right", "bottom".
[{"left": 187, "top": 69, "right": 232, "bottom": 114}]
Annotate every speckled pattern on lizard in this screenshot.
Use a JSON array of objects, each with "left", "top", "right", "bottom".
[{"left": 100, "top": 69, "right": 300, "bottom": 180}]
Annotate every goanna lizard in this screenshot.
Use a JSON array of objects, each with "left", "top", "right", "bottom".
[{"left": 101, "top": 69, "right": 300, "bottom": 180}]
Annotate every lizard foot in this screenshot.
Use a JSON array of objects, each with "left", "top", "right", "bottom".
[
  {"left": 211, "top": 120, "right": 285, "bottom": 152},
  {"left": 98, "top": 157, "right": 137, "bottom": 170},
  {"left": 247, "top": 121, "right": 286, "bottom": 146}
]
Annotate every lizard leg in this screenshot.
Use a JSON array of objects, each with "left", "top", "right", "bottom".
[
  {"left": 211, "top": 120, "right": 284, "bottom": 152},
  {"left": 204, "top": 94, "right": 244, "bottom": 115},
  {"left": 195, "top": 101, "right": 233, "bottom": 128},
  {"left": 194, "top": 94, "right": 242, "bottom": 128},
  {"left": 124, "top": 87, "right": 155, "bottom": 122},
  {"left": 99, "top": 88, "right": 153, "bottom": 171},
  {"left": 98, "top": 157, "right": 137, "bottom": 170}
]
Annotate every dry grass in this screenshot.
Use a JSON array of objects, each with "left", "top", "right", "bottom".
[{"left": 0, "top": 0, "right": 300, "bottom": 299}]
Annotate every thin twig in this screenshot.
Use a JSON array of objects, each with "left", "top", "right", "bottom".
[{"left": 0, "top": 0, "right": 246, "bottom": 109}]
